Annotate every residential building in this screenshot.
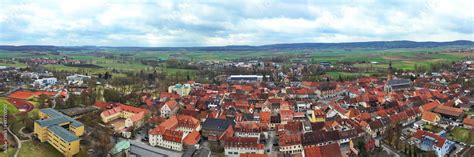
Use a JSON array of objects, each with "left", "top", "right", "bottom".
[
  {"left": 223, "top": 137, "right": 265, "bottom": 156},
  {"left": 161, "top": 100, "right": 178, "bottom": 118},
  {"left": 412, "top": 130, "right": 454, "bottom": 157},
  {"left": 149, "top": 115, "right": 201, "bottom": 151}
]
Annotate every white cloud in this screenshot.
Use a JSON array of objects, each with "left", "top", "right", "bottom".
[{"left": 0, "top": 0, "right": 472, "bottom": 46}]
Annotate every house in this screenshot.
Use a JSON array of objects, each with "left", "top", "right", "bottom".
[
  {"left": 149, "top": 115, "right": 201, "bottom": 151},
  {"left": 161, "top": 100, "right": 178, "bottom": 118},
  {"left": 366, "top": 119, "right": 386, "bottom": 138},
  {"left": 279, "top": 132, "right": 302, "bottom": 154},
  {"left": 412, "top": 130, "right": 454, "bottom": 157},
  {"left": 419, "top": 101, "right": 441, "bottom": 112},
  {"left": 223, "top": 137, "right": 265, "bottom": 156},
  {"left": 303, "top": 143, "right": 343, "bottom": 157},
  {"left": 234, "top": 122, "right": 268, "bottom": 140},
  {"left": 201, "top": 118, "right": 235, "bottom": 141},
  {"left": 463, "top": 118, "right": 474, "bottom": 129},
  {"left": 433, "top": 105, "right": 464, "bottom": 120},
  {"left": 421, "top": 112, "right": 441, "bottom": 124}
]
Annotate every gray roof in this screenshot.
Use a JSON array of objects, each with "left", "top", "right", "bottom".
[
  {"left": 40, "top": 108, "right": 63, "bottom": 117},
  {"left": 38, "top": 108, "right": 84, "bottom": 128},
  {"left": 48, "top": 125, "right": 80, "bottom": 142},
  {"left": 36, "top": 116, "right": 70, "bottom": 127},
  {"left": 388, "top": 79, "right": 411, "bottom": 86},
  {"left": 201, "top": 118, "right": 234, "bottom": 132}
]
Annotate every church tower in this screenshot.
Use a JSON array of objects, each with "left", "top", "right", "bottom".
[{"left": 387, "top": 61, "right": 393, "bottom": 81}]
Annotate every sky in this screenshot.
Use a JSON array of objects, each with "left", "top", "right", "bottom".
[{"left": 0, "top": 0, "right": 473, "bottom": 47}]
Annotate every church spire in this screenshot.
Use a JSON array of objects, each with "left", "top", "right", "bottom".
[{"left": 387, "top": 60, "right": 393, "bottom": 81}]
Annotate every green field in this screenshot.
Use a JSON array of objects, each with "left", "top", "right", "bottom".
[
  {"left": 447, "top": 127, "right": 474, "bottom": 145},
  {"left": 0, "top": 99, "right": 19, "bottom": 114},
  {"left": 17, "top": 141, "right": 62, "bottom": 157},
  {"left": 0, "top": 48, "right": 472, "bottom": 74}
]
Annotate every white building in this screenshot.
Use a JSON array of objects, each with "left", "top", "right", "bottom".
[
  {"left": 33, "top": 77, "right": 57, "bottom": 87},
  {"left": 168, "top": 84, "right": 192, "bottom": 96}
]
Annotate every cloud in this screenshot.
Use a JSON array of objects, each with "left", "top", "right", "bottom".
[{"left": 0, "top": 0, "right": 472, "bottom": 46}]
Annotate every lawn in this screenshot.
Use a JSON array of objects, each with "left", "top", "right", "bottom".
[
  {"left": 423, "top": 124, "right": 443, "bottom": 133},
  {"left": 0, "top": 146, "right": 17, "bottom": 157},
  {"left": 447, "top": 127, "right": 474, "bottom": 145},
  {"left": 0, "top": 99, "right": 19, "bottom": 114},
  {"left": 18, "top": 141, "right": 62, "bottom": 157}
]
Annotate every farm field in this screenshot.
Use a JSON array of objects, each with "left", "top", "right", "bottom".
[{"left": 0, "top": 48, "right": 472, "bottom": 73}]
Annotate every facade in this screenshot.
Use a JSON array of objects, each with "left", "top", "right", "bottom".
[
  {"left": 279, "top": 132, "right": 303, "bottom": 154},
  {"left": 34, "top": 108, "right": 84, "bottom": 157},
  {"left": 149, "top": 115, "right": 201, "bottom": 151},
  {"left": 160, "top": 100, "right": 178, "bottom": 118},
  {"left": 223, "top": 137, "right": 265, "bottom": 156}
]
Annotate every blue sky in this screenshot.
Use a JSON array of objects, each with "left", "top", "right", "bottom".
[{"left": 0, "top": 0, "right": 472, "bottom": 47}]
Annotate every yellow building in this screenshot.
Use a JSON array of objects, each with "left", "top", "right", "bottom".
[{"left": 34, "top": 108, "right": 84, "bottom": 157}]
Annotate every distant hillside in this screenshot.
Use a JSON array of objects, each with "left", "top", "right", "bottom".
[{"left": 0, "top": 40, "right": 472, "bottom": 52}]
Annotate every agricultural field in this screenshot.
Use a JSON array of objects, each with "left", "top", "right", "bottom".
[{"left": 0, "top": 47, "right": 472, "bottom": 73}]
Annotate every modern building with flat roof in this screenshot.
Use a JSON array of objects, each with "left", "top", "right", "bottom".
[
  {"left": 34, "top": 108, "right": 84, "bottom": 157},
  {"left": 228, "top": 75, "right": 263, "bottom": 82}
]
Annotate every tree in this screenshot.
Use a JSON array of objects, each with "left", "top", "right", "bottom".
[
  {"left": 103, "top": 89, "right": 125, "bottom": 103},
  {"left": 37, "top": 94, "right": 50, "bottom": 108}
]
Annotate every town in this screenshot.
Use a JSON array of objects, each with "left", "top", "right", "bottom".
[{"left": 0, "top": 49, "right": 473, "bottom": 157}]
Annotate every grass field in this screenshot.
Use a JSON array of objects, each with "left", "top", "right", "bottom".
[
  {"left": 18, "top": 141, "right": 62, "bottom": 157},
  {"left": 0, "top": 99, "right": 19, "bottom": 114},
  {"left": 0, "top": 146, "right": 17, "bottom": 157},
  {"left": 447, "top": 127, "right": 474, "bottom": 145}
]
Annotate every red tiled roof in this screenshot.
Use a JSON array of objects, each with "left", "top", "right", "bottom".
[
  {"left": 421, "top": 112, "right": 440, "bottom": 123},
  {"left": 420, "top": 101, "right": 441, "bottom": 111},
  {"left": 304, "top": 143, "right": 342, "bottom": 157},
  {"left": 412, "top": 130, "right": 446, "bottom": 148},
  {"left": 433, "top": 105, "right": 463, "bottom": 117},
  {"left": 463, "top": 118, "right": 474, "bottom": 125},
  {"left": 260, "top": 112, "right": 271, "bottom": 123},
  {"left": 183, "top": 130, "right": 200, "bottom": 145}
]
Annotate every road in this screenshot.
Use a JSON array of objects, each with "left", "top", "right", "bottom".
[
  {"left": 7, "top": 126, "right": 21, "bottom": 157},
  {"left": 381, "top": 143, "right": 405, "bottom": 157},
  {"left": 265, "top": 131, "right": 276, "bottom": 154}
]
